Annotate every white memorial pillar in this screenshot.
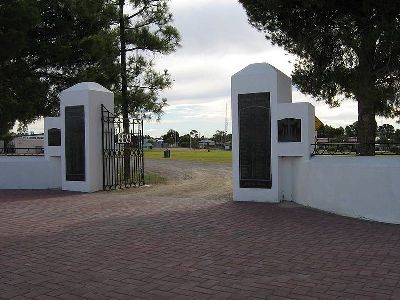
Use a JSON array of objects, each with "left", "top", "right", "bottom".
[
  {"left": 231, "top": 63, "right": 314, "bottom": 203},
  {"left": 60, "top": 82, "right": 114, "bottom": 193}
]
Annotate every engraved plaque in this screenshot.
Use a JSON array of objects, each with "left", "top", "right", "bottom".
[
  {"left": 65, "top": 106, "right": 85, "bottom": 181},
  {"left": 278, "top": 118, "right": 301, "bottom": 142},
  {"left": 48, "top": 128, "right": 61, "bottom": 146},
  {"left": 239, "top": 92, "right": 271, "bottom": 189}
]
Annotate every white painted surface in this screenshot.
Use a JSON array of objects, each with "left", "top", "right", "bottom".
[
  {"left": 0, "top": 156, "right": 61, "bottom": 189},
  {"left": 231, "top": 63, "right": 311, "bottom": 203},
  {"left": 231, "top": 63, "right": 284, "bottom": 203},
  {"left": 60, "top": 82, "right": 114, "bottom": 193},
  {"left": 277, "top": 102, "right": 315, "bottom": 157},
  {"left": 292, "top": 157, "right": 400, "bottom": 224}
]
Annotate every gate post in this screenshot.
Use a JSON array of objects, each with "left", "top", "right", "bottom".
[
  {"left": 60, "top": 82, "right": 114, "bottom": 192},
  {"left": 231, "top": 63, "right": 315, "bottom": 203}
]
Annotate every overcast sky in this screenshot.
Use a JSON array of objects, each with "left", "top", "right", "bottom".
[
  {"left": 26, "top": 0, "right": 397, "bottom": 136},
  {"left": 146, "top": 0, "right": 362, "bottom": 137}
]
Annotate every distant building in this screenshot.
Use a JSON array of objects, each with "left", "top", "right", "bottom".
[
  {"left": 199, "top": 139, "right": 216, "bottom": 149},
  {"left": 7, "top": 133, "right": 44, "bottom": 154}
]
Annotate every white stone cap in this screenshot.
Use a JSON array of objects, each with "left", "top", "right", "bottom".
[
  {"left": 232, "top": 62, "right": 290, "bottom": 80},
  {"left": 61, "top": 82, "right": 113, "bottom": 95}
]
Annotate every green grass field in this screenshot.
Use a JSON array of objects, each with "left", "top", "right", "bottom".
[{"left": 144, "top": 148, "right": 232, "bottom": 163}]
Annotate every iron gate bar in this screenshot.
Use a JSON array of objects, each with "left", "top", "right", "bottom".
[{"left": 101, "top": 104, "right": 144, "bottom": 190}]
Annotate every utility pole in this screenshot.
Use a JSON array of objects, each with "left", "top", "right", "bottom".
[{"left": 224, "top": 101, "right": 228, "bottom": 147}]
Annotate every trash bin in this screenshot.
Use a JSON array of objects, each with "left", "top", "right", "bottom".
[{"left": 163, "top": 149, "right": 171, "bottom": 158}]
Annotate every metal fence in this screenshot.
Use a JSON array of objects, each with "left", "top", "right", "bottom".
[
  {"left": 311, "top": 142, "right": 400, "bottom": 156},
  {"left": 0, "top": 147, "right": 45, "bottom": 156}
]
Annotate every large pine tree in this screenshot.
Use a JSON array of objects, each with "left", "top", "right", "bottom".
[
  {"left": 0, "top": 0, "right": 180, "bottom": 138},
  {"left": 239, "top": 0, "right": 400, "bottom": 155}
]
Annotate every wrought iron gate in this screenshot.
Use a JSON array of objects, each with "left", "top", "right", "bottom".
[{"left": 101, "top": 105, "right": 144, "bottom": 190}]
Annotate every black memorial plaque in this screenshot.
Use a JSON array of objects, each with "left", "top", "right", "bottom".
[
  {"left": 65, "top": 106, "right": 85, "bottom": 181},
  {"left": 48, "top": 128, "right": 61, "bottom": 146},
  {"left": 278, "top": 118, "right": 301, "bottom": 142},
  {"left": 239, "top": 92, "right": 271, "bottom": 189}
]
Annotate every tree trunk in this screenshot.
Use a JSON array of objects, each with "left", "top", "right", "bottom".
[
  {"left": 357, "top": 100, "right": 376, "bottom": 156},
  {"left": 118, "top": 0, "right": 130, "bottom": 181}
]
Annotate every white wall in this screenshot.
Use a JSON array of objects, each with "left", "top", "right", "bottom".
[
  {"left": 0, "top": 156, "right": 61, "bottom": 189},
  {"left": 292, "top": 157, "right": 400, "bottom": 224}
]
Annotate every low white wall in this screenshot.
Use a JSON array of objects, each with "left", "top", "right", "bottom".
[
  {"left": 0, "top": 156, "right": 61, "bottom": 189},
  {"left": 293, "top": 156, "right": 400, "bottom": 224}
]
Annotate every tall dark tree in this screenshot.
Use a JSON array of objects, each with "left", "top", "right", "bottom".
[
  {"left": 239, "top": 0, "right": 400, "bottom": 155},
  {"left": 115, "top": 0, "right": 180, "bottom": 178},
  {"left": 0, "top": 0, "right": 118, "bottom": 137},
  {"left": 115, "top": 0, "right": 180, "bottom": 127},
  {"left": 345, "top": 121, "right": 359, "bottom": 137},
  {"left": 162, "top": 129, "right": 179, "bottom": 145},
  {"left": 1, "top": 0, "right": 180, "bottom": 142}
]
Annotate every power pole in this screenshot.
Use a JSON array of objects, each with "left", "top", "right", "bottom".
[{"left": 224, "top": 101, "right": 228, "bottom": 147}]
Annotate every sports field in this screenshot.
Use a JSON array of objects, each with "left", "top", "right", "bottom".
[{"left": 144, "top": 148, "right": 232, "bottom": 163}]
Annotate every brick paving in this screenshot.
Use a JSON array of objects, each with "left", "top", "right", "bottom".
[{"left": 1, "top": 189, "right": 400, "bottom": 299}]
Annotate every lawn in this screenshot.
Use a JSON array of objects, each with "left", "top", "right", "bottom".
[{"left": 144, "top": 148, "right": 232, "bottom": 163}]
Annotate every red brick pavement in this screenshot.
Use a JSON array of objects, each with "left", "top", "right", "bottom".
[{"left": 0, "top": 190, "right": 400, "bottom": 299}]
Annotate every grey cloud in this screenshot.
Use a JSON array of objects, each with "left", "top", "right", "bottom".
[{"left": 171, "top": 1, "right": 272, "bottom": 56}]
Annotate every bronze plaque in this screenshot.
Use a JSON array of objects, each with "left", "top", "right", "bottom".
[
  {"left": 65, "top": 106, "right": 85, "bottom": 181},
  {"left": 239, "top": 92, "right": 271, "bottom": 189},
  {"left": 278, "top": 118, "right": 301, "bottom": 142},
  {"left": 48, "top": 128, "right": 61, "bottom": 146}
]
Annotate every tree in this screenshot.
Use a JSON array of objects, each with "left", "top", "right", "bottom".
[
  {"left": 393, "top": 129, "right": 400, "bottom": 143},
  {"left": 317, "top": 124, "right": 345, "bottom": 140},
  {"left": 239, "top": 0, "right": 400, "bottom": 155},
  {"left": 0, "top": 0, "right": 180, "bottom": 141},
  {"left": 377, "top": 124, "right": 395, "bottom": 142},
  {"left": 345, "top": 121, "right": 358, "bottom": 137},
  {"left": 115, "top": 0, "right": 180, "bottom": 127},
  {"left": 212, "top": 130, "right": 225, "bottom": 145},
  {"left": 162, "top": 129, "right": 179, "bottom": 146},
  {"left": 178, "top": 134, "right": 190, "bottom": 148},
  {"left": 189, "top": 129, "right": 198, "bottom": 149},
  {"left": 0, "top": 0, "right": 118, "bottom": 137}
]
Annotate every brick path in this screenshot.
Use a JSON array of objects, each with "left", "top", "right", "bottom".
[{"left": 1, "top": 188, "right": 400, "bottom": 299}]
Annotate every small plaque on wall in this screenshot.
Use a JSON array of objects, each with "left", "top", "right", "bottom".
[
  {"left": 48, "top": 128, "right": 61, "bottom": 146},
  {"left": 278, "top": 118, "right": 301, "bottom": 142}
]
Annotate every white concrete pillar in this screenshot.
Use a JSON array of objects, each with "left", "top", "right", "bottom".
[
  {"left": 231, "top": 63, "right": 315, "bottom": 203},
  {"left": 59, "top": 82, "right": 114, "bottom": 192}
]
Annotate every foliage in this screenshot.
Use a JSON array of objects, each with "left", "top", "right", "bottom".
[
  {"left": 239, "top": 0, "right": 400, "bottom": 155},
  {"left": 0, "top": 0, "right": 118, "bottom": 137},
  {"left": 211, "top": 130, "right": 232, "bottom": 145},
  {"left": 144, "top": 172, "right": 165, "bottom": 184},
  {"left": 115, "top": 0, "right": 181, "bottom": 121},
  {"left": 377, "top": 124, "right": 395, "bottom": 142},
  {"left": 178, "top": 134, "right": 190, "bottom": 148},
  {"left": 317, "top": 124, "right": 345, "bottom": 140},
  {"left": 162, "top": 129, "right": 179, "bottom": 145},
  {"left": 0, "top": 0, "right": 180, "bottom": 138},
  {"left": 345, "top": 121, "right": 358, "bottom": 137}
]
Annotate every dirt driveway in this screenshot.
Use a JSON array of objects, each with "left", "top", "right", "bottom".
[
  {"left": 143, "top": 159, "right": 232, "bottom": 200},
  {"left": 1, "top": 159, "right": 400, "bottom": 300}
]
